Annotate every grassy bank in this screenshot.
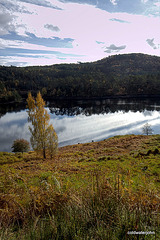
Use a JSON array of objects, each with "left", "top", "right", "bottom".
[{"left": 0, "top": 135, "right": 160, "bottom": 239}]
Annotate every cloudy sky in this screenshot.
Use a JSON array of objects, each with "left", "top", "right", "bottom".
[{"left": 0, "top": 0, "right": 160, "bottom": 66}]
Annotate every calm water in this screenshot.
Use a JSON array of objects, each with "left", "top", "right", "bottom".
[{"left": 1, "top": 98, "right": 160, "bottom": 152}]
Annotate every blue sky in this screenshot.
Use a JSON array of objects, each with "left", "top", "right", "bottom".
[{"left": 0, "top": 0, "right": 160, "bottom": 66}]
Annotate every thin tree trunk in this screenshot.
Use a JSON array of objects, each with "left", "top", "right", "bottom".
[{"left": 43, "top": 148, "right": 46, "bottom": 159}]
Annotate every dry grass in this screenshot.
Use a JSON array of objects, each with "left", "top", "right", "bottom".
[{"left": 0, "top": 134, "right": 160, "bottom": 239}]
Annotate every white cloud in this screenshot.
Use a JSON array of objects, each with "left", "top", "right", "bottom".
[
  {"left": 146, "top": 38, "right": 159, "bottom": 49},
  {"left": 44, "top": 24, "right": 60, "bottom": 32},
  {"left": 110, "top": 0, "right": 118, "bottom": 6},
  {"left": 154, "top": 2, "right": 160, "bottom": 7},
  {"left": 104, "top": 44, "right": 126, "bottom": 53},
  {"left": 141, "top": 0, "right": 149, "bottom": 3},
  {"left": 0, "top": 10, "right": 16, "bottom": 35},
  {"left": 1, "top": 0, "right": 160, "bottom": 66},
  {"left": 17, "top": 0, "right": 61, "bottom": 10},
  {"left": 0, "top": 54, "right": 81, "bottom": 66}
]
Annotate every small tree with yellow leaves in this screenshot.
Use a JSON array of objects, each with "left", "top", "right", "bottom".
[
  {"left": 47, "top": 125, "right": 58, "bottom": 159},
  {"left": 27, "top": 92, "right": 58, "bottom": 159}
]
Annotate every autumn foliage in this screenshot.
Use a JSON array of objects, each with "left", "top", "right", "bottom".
[
  {"left": 27, "top": 92, "right": 58, "bottom": 159},
  {"left": 11, "top": 139, "right": 30, "bottom": 153},
  {"left": 0, "top": 135, "right": 160, "bottom": 238}
]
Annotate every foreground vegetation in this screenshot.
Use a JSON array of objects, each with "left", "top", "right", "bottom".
[
  {"left": 1, "top": 53, "right": 160, "bottom": 103},
  {"left": 0, "top": 134, "right": 160, "bottom": 239}
]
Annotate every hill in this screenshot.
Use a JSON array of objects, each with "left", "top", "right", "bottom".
[
  {"left": 0, "top": 135, "right": 160, "bottom": 239},
  {"left": 1, "top": 53, "right": 160, "bottom": 103}
]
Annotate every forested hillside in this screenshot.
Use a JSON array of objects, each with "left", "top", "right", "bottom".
[{"left": 1, "top": 53, "right": 160, "bottom": 103}]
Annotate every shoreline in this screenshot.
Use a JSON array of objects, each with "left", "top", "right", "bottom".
[{"left": 1, "top": 94, "right": 160, "bottom": 105}]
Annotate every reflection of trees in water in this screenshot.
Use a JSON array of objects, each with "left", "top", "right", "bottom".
[
  {"left": 48, "top": 98, "right": 160, "bottom": 116},
  {"left": 0, "top": 103, "right": 26, "bottom": 118},
  {"left": 1, "top": 98, "right": 160, "bottom": 117},
  {"left": 50, "top": 106, "right": 111, "bottom": 116}
]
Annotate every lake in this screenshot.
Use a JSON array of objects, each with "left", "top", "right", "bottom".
[{"left": 1, "top": 98, "right": 160, "bottom": 152}]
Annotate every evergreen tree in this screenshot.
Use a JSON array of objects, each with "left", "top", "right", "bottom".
[{"left": 27, "top": 92, "right": 58, "bottom": 159}]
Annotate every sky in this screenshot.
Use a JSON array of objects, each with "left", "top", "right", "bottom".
[{"left": 0, "top": 0, "right": 160, "bottom": 66}]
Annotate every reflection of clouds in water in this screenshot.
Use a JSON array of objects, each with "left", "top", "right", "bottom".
[
  {"left": 145, "top": 115, "right": 160, "bottom": 135},
  {"left": 50, "top": 119, "right": 66, "bottom": 134},
  {"left": 50, "top": 110, "right": 160, "bottom": 146},
  {"left": 0, "top": 122, "right": 30, "bottom": 152},
  {"left": 0, "top": 111, "right": 30, "bottom": 152},
  {"left": 0, "top": 110, "right": 28, "bottom": 124},
  {"left": 137, "top": 112, "right": 160, "bottom": 135},
  {"left": 1, "top": 109, "right": 160, "bottom": 151},
  {"left": 142, "top": 110, "right": 154, "bottom": 117}
]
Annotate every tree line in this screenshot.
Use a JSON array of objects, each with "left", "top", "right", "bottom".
[{"left": 1, "top": 53, "right": 160, "bottom": 103}]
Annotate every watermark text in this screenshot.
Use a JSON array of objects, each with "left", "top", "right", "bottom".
[{"left": 127, "top": 231, "right": 155, "bottom": 235}]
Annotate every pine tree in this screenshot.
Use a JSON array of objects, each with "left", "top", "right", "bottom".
[{"left": 27, "top": 92, "right": 58, "bottom": 159}]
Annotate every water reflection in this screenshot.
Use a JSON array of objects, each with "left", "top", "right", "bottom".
[
  {"left": 48, "top": 98, "right": 160, "bottom": 116},
  {"left": 0, "top": 98, "right": 160, "bottom": 152},
  {"left": 0, "top": 111, "right": 30, "bottom": 152}
]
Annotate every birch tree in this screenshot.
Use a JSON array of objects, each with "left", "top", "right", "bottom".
[{"left": 27, "top": 92, "right": 58, "bottom": 159}]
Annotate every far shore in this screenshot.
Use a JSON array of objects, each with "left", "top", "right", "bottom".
[{"left": 1, "top": 93, "right": 160, "bottom": 105}]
